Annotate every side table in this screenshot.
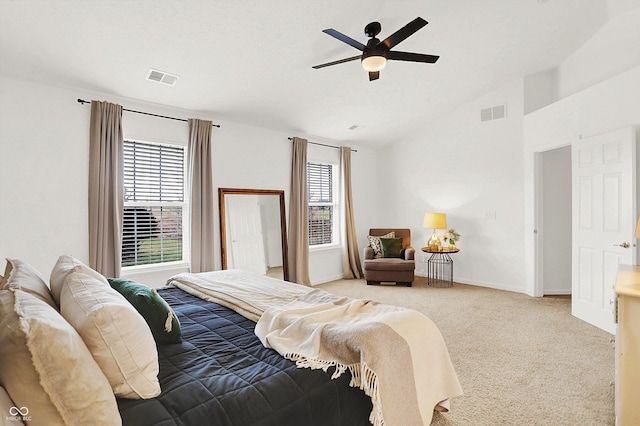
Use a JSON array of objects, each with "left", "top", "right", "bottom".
[{"left": 421, "top": 247, "right": 460, "bottom": 288}]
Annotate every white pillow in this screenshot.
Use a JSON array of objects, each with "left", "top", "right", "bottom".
[
  {"left": 60, "top": 270, "right": 161, "bottom": 399},
  {"left": 1, "top": 258, "right": 57, "bottom": 309},
  {"left": 0, "top": 289, "right": 120, "bottom": 426},
  {"left": 49, "top": 254, "right": 108, "bottom": 306}
]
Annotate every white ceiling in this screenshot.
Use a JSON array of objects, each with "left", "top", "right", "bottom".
[{"left": 0, "top": 0, "right": 636, "bottom": 147}]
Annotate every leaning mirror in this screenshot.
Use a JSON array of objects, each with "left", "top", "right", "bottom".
[{"left": 219, "top": 188, "right": 288, "bottom": 281}]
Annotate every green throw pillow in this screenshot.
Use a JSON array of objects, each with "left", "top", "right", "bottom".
[
  {"left": 379, "top": 237, "right": 404, "bottom": 258},
  {"left": 368, "top": 232, "right": 395, "bottom": 258},
  {"left": 107, "top": 278, "right": 182, "bottom": 344}
]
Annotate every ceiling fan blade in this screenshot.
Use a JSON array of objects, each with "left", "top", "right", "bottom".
[
  {"left": 312, "top": 55, "right": 361, "bottom": 69},
  {"left": 387, "top": 51, "right": 439, "bottom": 63},
  {"left": 381, "top": 17, "right": 428, "bottom": 50},
  {"left": 322, "top": 29, "right": 365, "bottom": 51},
  {"left": 369, "top": 71, "right": 380, "bottom": 81}
]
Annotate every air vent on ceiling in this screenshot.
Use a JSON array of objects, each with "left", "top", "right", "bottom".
[
  {"left": 146, "top": 69, "right": 179, "bottom": 86},
  {"left": 480, "top": 104, "right": 507, "bottom": 122}
]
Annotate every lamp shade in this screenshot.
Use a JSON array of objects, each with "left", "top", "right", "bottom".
[
  {"left": 636, "top": 216, "right": 640, "bottom": 238},
  {"left": 423, "top": 212, "right": 447, "bottom": 230},
  {"left": 362, "top": 55, "right": 386, "bottom": 72}
]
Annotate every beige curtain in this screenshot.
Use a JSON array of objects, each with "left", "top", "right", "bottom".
[
  {"left": 188, "top": 119, "right": 215, "bottom": 273},
  {"left": 340, "top": 147, "right": 362, "bottom": 279},
  {"left": 287, "top": 137, "right": 311, "bottom": 285},
  {"left": 88, "top": 100, "right": 123, "bottom": 277}
]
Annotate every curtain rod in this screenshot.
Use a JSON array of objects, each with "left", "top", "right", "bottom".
[
  {"left": 288, "top": 137, "right": 357, "bottom": 152},
  {"left": 77, "top": 98, "right": 221, "bottom": 128}
]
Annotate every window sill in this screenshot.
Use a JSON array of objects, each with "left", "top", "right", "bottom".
[
  {"left": 309, "top": 243, "right": 341, "bottom": 253},
  {"left": 121, "top": 260, "right": 190, "bottom": 274}
]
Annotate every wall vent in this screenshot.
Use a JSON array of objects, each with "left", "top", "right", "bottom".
[
  {"left": 146, "top": 69, "right": 179, "bottom": 86},
  {"left": 480, "top": 104, "right": 507, "bottom": 122}
]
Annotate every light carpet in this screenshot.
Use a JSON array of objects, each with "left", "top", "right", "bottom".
[{"left": 318, "top": 277, "right": 615, "bottom": 426}]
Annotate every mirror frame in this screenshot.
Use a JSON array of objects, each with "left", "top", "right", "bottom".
[{"left": 218, "top": 188, "right": 289, "bottom": 281}]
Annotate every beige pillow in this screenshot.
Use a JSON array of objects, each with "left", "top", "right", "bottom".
[
  {"left": 49, "top": 254, "right": 108, "bottom": 306},
  {"left": 0, "top": 289, "right": 120, "bottom": 426},
  {"left": 1, "top": 258, "right": 57, "bottom": 309},
  {"left": 60, "top": 270, "right": 161, "bottom": 399}
]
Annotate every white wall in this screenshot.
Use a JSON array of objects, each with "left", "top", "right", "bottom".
[
  {"left": 523, "top": 68, "right": 558, "bottom": 115},
  {"left": 376, "top": 79, "right": 527, "bottom": 292},
  {"left": 556, "top": 8, "right": 640, "bottom": 99},
  {"left": 0, "top": 75, "right": 378, "bottom": 286},
  {"left": 0, "top": 77, "right": 91, "bottom": 276}
]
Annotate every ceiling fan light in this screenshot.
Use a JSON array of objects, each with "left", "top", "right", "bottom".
[{"left": 362, "top": 55, "right": 386, "bottom": 72}]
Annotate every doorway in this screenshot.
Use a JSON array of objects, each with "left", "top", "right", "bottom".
[
  {"left": 534, "top": 127, "right": 636, "bottom": 334},
  {"left": 539, "top": 145, "right": 572, "bottom": 295}
]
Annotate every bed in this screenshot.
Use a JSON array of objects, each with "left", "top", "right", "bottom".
[
  {"left": 0, "top": 257, "right": 462, "bottom": 426},
  {"left": 116, "top": 284, "right": 372, "bottom": 425}
]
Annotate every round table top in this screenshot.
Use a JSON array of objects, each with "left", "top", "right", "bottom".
[{"left": 421, "top": 247, "right": 460, "bottom": 254}]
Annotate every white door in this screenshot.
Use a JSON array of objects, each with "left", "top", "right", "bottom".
[
  {"left": 572, "top": 127, "right": 636, "bottom": 334},
  {"left": 226, "top": 195, "right": 267, "bottom": 275}
]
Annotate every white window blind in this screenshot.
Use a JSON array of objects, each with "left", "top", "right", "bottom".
[
  {"left": 122, "top": 140, "right": 185, "bottom": 267},
  {"left": 307, "top": 162, "right": 335, "bottom": 246}
]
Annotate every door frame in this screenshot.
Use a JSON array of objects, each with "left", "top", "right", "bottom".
[{"left": 531, "top": 127, "right": 637, "bottom": 299}]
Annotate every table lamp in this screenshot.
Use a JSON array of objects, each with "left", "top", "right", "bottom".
[{"left": 423, "top": 212, "right": 447, "bottom": 250}]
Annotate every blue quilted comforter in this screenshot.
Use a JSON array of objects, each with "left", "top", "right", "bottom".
[{"left": 117, "top": 285, "right": 372, "bottom": 426}]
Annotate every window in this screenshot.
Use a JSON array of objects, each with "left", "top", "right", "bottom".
[
  {"left": 307, "top": 162, "right": 337, "bottom": 246},
  {"left": 122, "top": 140, "right": 186, "bottom": 267}
]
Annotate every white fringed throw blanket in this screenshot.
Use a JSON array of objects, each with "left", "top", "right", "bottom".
[
  {"left": 170, "top": 269, "right": 310, "bottom": 322},
  {"left": 170, "top": 270, "right": 462, "bottom": 426}
]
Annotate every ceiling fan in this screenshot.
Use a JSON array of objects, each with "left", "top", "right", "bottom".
[{"left": 312, "top": 17, "right": 439, "bottom": 81}]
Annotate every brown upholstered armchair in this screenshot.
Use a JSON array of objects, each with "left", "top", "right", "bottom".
[{"left": 363, "top": 228, "right": 415, "bottom": 287}]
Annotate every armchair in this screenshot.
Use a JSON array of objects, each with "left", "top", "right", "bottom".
[{"left": 363, "top": 228, "right": 415, "bottom": 287}]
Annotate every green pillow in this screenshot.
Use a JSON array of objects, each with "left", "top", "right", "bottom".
[
  {"left": 379, "top": 237, "right": 404, "bottom": 258},
  {"left": 107, "top": 278, "right": 182, "bottom": 344}
]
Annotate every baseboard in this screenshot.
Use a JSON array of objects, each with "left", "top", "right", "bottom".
[
  {"left": 542, "top": 288, "right": 572, "bottom": 295},
  {"left": 416, "top": 272, "right": 525, "bottom": 294},
  {"left": 457, "top": 279, "right": 524, "bottom": 294}
]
